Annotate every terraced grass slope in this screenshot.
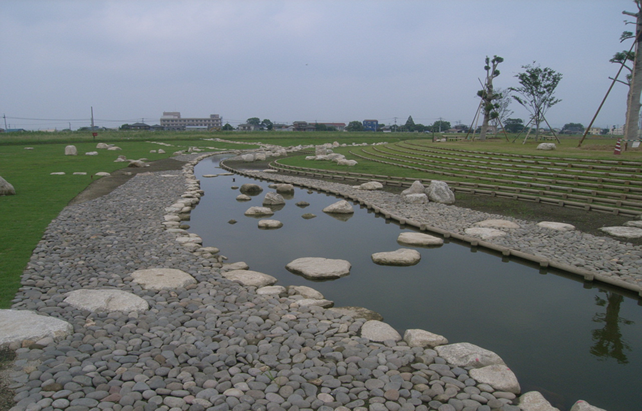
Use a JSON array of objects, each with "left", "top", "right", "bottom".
[{"left": 272, "top": 139, "right": 642, "bottom": 218}]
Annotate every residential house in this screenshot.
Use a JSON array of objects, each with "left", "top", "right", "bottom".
[{"left": 363, "top": 119, "right": 378, "bottom": 132}]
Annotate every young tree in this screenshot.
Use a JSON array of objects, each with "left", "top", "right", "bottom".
[
  {"left": 561, "top": 123, "right": 585, "bottom": 134},
  {"left": 510, "top": 62, "right": 563, "bottom": 141},
  {"left": 504, "top": 118, "right": 524, "bottom": 133},
  {"left": 221, "top": 123, "right": 234, "bottom": 131},
  {"left": 430, "top": 120, "right": 451, "bottom": 132},
  {"left": 477, "top": 55, "right": 504, "bottom": 140},
  {"left": 619, "top": 1, "right": 642, "bottom": 141},
  {"left": 246, "top": 117, "right": 261, "bottom": 126}
]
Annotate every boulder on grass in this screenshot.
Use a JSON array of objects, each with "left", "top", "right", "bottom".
[
  {"left": 536, "top": 143, "right": 556, "bottom": 150},
  {"left": 0, "top": 176, "right": 16, "bottom": 196},
  {"left": 64, "top": 145, "right": 77, "bottom": 155}
]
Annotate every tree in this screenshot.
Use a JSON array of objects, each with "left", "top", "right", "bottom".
[
  {"left": 404, "top": 116, "right": 416, "bottom": 132},
  {"left": 261, "top": 119, "right": 273, "bottom": 130},
  {"left": 222, "top": 123, "right": 234, "bottom": 131},
  {"left": 315, "top": 123, "right": 327, "bottom": 131},
  {"left": 493, "top": 88, "right": 513, "bottom": 129},
  {"left": 510, "top": 62, "right": 562, "bottom": 141},
  {"left": 346, "top": 121, "right": 364, "bottom": 132},
  {"left": 430, "top": 120, "right": 451, "bottom": 132},
  {"left": 477, "top": 55, "right": 504, "bottom": 140},
  {"left": 504, "top": 118, "right": 524, "bottom": 133},
  {"left": 246, "top": 117, "right": 261, "bottom": 126},
  {"left": 617, "top": 1, "right": 642, "bottom": 141},
  {"left": 561, "top": 123, "right": 585, "bottom": 134}
]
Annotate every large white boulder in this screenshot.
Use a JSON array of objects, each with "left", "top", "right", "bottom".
[
  {"left": 0, "top": 310, "right": 73, "bottom": 346},
  {"left": 371, "top": 248, "right": 421, "bottom": 266},
  {"left": 0, "top": 176, "right": 15, "bottom": 196},
  {"left": 241, "top": 154, "right": 255, "bottom": 162},
  {"left": 358, "top": 181, "right": 383, "bottom": 190},
  {"left": 518, "top": 391, "right": 560, "bottom": 411},
  {"left": 96, "top": 143, "right": 109, "bottom": 149},
  {"left": 322, "top": 200, "right": 354, "bottom": 214},
  {"left": 222, "top": 270, "right": 277, "bottom": 287},
  {"left": 240, "top": 183, "right": 263, "bottom": 194},
  {"left": 469, "top": 364, "right": 521, "bottom": 394},
  {"left": 263, "top": 192, "right": 285, "bottom": 206},
  {"left": 337, "top": 159, "right": 357, "bottom": 166},
  {"left": 64, "top": 145, "right": 77, "bottom": 155},
  {"left": 599, "top": 226, "right": 642, "bottom": 238},
  {"left": 536, "top": 143, "right": 556, "bottom": 150},
  {"left": 131, "top": 268, "right": 197, "bottom": 290},
  {"left": 64, "top": 289, "right": 148, "bottom": 313},
  {"left": 426, "top": 180, "right": 455, "bottom": 204},
  {"left": 258, "top": 219, "right": 283, "bottom": 229},
  {"left": 361, "top": 320, "right": 402, "bottom": 342},
  {"left": 402, "top": 193, "right": 428, "bottom": 204},
  {"left": 537, "top": 221, "right": 575, "bottom": 231},
  {"left": 435, "top": 342, "right": 506, "bottom": 368},
  {"left": 275, "top": 184, "right": 295, "bottom": 194},
  {"left": 397, "top": 232, "right": 443, "bottom": 246},
  {"left": 286, "top": 257, "right": 351, "bottom": 279},
  {"left": 403, "top": 329, "right": 448, "bottom": 348},
  {"left": 570, "top": 400, "right": 607, "bottom": 411},
  {"left": 401, "top": 181, "right": 425, "bottom": 196}
]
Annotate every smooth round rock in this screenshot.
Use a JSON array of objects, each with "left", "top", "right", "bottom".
[
  {"left": 360, "top": 320, "right": 402, "bottom": 342},
  {"left": 222, "top": 270, "right": 278, "bottom": 287},
  {"left": 0, "top": 310, "right": 73, "bottom": 346},
  {"left": 285, "top": 257, "right": 351, "bottom": 279},
  {"left": 64, "top": 289, "right": 149, "bottom": 312},
  {"left": 131, "top": 268, "right": 197, "bottom": 290},
  {"left": 371, "top": 248, "right": 421, "bottom": 266},
  {"left": 397, "top": 232, "right": 443, "bottom": 246}
]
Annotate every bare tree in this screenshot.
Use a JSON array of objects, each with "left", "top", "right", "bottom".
[
  {"left": 621, "top": 0, "right": 642, "bottom": 140},
  {"left": 477, "top": 55, "right": 504, "bottom": 140},
  {"left": 493, "top": 87, "right": 513, "bottom": 130}
]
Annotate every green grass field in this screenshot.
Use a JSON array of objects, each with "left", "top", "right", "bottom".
[{"left": 0, "top": 130, "right": 639, "bottom": 308}]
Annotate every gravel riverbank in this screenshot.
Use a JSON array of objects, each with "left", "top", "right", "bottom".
[{"left": 3, "top": 152, "right": 630, "bottom": 411}]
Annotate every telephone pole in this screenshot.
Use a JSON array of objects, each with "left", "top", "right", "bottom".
[{"left": 91, "top": 107, "right": 94, "bottom": 129}]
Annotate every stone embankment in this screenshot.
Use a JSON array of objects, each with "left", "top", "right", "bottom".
[{"left": 2, "top": 152, "right": 615, "bottom": 411}]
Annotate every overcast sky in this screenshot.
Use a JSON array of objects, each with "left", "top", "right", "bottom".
[{"left": 0, "top": 0, "right": 638, "bottom": 130}]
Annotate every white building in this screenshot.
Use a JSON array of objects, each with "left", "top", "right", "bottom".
[{"left": 160, "top": 112, "right": 222, "bottom": 130}]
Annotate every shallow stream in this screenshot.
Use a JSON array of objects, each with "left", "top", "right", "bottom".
[{"left": 189, "top": 155, "right": 642, "bottom": 411}]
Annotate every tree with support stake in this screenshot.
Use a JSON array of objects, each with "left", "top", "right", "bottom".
[
  {"left": 477, "top": 55, "right": 504, "bottom": 140},
  {"left": 578, "top": 1, "right": 642, "bottom": 148},
  {"left": 509, "top": 62, "right": 562, "bottom": 144}
]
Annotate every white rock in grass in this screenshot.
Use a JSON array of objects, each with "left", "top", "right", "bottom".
[
  {"left": 536, "top": 143, "right": 556, "bottom": 150},
  {"left": 0, "top": 176, "right": 16, "bottom": 196},
  {"left": 64, "top": 145, "right": 77, "bottom": 155}
]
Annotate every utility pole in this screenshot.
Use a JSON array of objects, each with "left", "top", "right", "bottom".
[
  {"left": 3, "top": 114, "right": 7, "bottom": 130},
  {"left": 439, "top": 117, "right": 443, "bottom": 133},
  {"left": 91, "top": 106, "right": 94, "bottom": 130}
]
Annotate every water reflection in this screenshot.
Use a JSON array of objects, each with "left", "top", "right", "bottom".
[{"left": 591, "top": 290, "right": 634, "bottom": 364}]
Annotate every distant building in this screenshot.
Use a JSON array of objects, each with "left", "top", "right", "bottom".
[
  {"left": 273, "top": 124, "right": 294, "bottom": 132},
  {"left": 293, "top": 121, "right": 316, "bottom": 132},
  {"left": 160, "top": 112, "right": 222, "bottom": 130},
  {"left": 317, "top": 122, "right": 346, "bottom": 131},
  {"left": 129, "top": 122, "right": 150, "bottom": 130},
  {"left": 363, "top": 119, "right": 378, "bottom": 132},
  {"left": 237, "top": 124, "right": 260, "bottom": 131}
]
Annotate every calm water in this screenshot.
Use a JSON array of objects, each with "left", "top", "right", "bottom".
[{"left": 189, "top": 155, "right": 642, "bottom": 411}]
